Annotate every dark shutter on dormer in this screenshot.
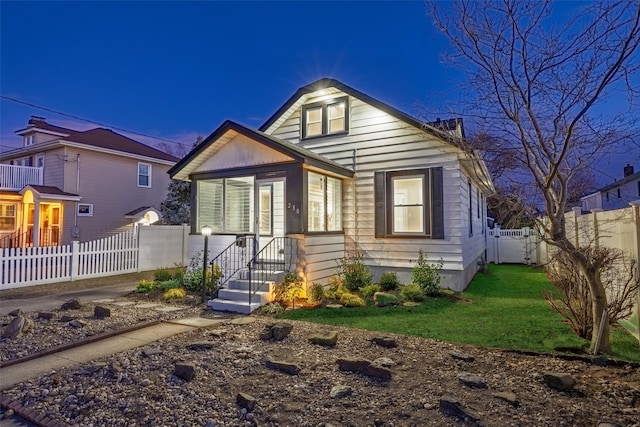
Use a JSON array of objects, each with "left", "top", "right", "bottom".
[
  {"left": 430, "top": 167, "right": 444, "bottom": 239},
  {"left": 374, "top": 171, "right": 386, "bottom": 238}
]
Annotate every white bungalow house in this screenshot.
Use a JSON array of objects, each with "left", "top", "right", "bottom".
[{"left": 169, "top": 78, "right": 494, "bottom": 313}]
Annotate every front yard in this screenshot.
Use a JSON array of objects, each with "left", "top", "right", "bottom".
[{"left": 279, "top": 264, "right": 640, "bottom": 362}]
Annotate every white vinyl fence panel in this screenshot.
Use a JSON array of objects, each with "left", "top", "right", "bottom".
[{"left": 487, "top": 226, "right": 538, "bottom": 264}]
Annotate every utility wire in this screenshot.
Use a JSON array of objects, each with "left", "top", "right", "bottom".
[{"left": 0, "top": 95, "right": 190, "bottom": 149}]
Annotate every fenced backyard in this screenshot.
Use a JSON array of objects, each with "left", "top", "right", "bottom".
[{"left": 0, "top": 225, "right": 190, "bottom": 289}]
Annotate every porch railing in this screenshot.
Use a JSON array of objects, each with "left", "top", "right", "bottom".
[
  {"left": 0, "top": 228, "right": 61, "bottom": 249},
  {"left": 210, "top": 235, "right": 257, "bottom": 292},
  {"left": 247, "top": 237, "right": 298, "bottom": 305},
  {"left": 0, "top": 164, "right": 43, "bottom": 191}
]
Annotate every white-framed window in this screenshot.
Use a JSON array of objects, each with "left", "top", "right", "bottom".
[
  {"left": 301, "top": 97, "right": 349, "bottom": 139},
  {"left": 196, "top": 176, "right": 255, "bottom": 234},
  {"left": 78, "top": 203, "right": 93, "bottom": 216},
  {"left": 36, "top": 154, "right": 45, "bottom": 168},
  {"left": 307, "top": 171, "right": 342, "bottom": 232},
  {"left": 392, "top": 175, "right": 425, "bottom": 234},
  {"left": 24, "top": 135, "right": 34, "bottom": 147},
  {"left": 137, "top": 162, "right": 151, "bottom": 188},
  {"left": 0, "top": 203, "right": 17, "bottom": 231}
]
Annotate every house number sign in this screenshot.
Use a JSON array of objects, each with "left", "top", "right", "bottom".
[{"left": 287, "top": 203, "right": 300, "bottom": 214}]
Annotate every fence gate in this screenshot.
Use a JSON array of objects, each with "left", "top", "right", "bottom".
[{"left": 487, "top": 227, "right": 537, "bottom": 264}]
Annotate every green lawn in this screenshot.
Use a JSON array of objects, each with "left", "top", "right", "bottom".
[{"left": 279, "top": 264, "right": 640, "bottom": 362}]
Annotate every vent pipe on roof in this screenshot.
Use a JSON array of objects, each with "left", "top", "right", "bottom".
[{"left": 624, "top": 163, "right": 634, "bottom": 177}]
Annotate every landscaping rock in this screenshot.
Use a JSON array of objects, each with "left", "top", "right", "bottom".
[
  {"left": 373, "top": 292, "right": 399, "bottom": 307},
  {"left": 336, "top": 357, "right": 392, "bottom": 379},
  {"left": 325, "top": 304, "right": 343, "bottom": 309},
  {"left": 78, "top": 363, "right": 107, "bottom": 375},
  {"left": 259, "top": 322, "right": 293, "bottom": 341},
  {"left": 2, "top": 314, "right": 34, "bottom": 338},
  {"left": 187, "top": 341, "right": 216, "bottom": 350},
  {"left": 450, "top": 350, "right": 475, "bottom": 362},
  {"left": 264, "top": 357, "right": 301, "bottom": 375},
  {"left": 174, "top": 363, "right": 196, "bottom": 381},
  {"left": 69, "top": 319, "right": 88, "bottom": 328},
  {"left": 543, "top": 372, "right": 577, "bottom": 391},
  {"left": 597, "top": 422, "right": 624, "bottom": 427},
  {"left": 308, "top": 331, "right": 338, "bottom": 347},
  {"left": 439, "top": 395, "right": 483, "bottom": 425},
  {"left": 8, "top": 309, "right": 24, "bottom": 317},
  {"left": 236, "top": 392, "right": 257, "bottom": 410},
  {"left": 458, "top": 372, "right": 487, "bottom": 388},
  {"left": 492, "top": 391, "right": 519, "bottom": 406},
  {"left": 141, "top": 348, "right": 162, "bottom": 357},
  {"left": 61, "top": 299, "right": 81, "bottom": 310},
  {"left": 37, "top": 312, "right": 55, "bottom": 320},
  {"left": 368, "top": 336, "right": 398, "bottom": 348},
  {"left": 373, "top": 357, "right": 396, "bottom": 368},
  {"left": 330, "top": 385, "right": 353, "bottom": 398},
  {"left": 94, "top": 306, "right": 111, "bottom": 318}
]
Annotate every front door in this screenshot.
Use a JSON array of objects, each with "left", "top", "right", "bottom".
[{"left": 256, "top": 179, "right": 285, "bottom": 253}]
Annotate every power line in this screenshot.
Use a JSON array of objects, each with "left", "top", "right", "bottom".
[{"left": 0, "top": 95, "right": 190, "bottom": 149}]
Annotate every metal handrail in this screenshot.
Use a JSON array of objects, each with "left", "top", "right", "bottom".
[
  {"left": 210, "top": 235, "right": 256, "bottom": 291},
  {"left": 247, "top": 237, "right": 298, "bottom": 305}
]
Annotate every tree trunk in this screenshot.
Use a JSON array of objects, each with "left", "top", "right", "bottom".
[{"left": 582, "top": 267, "right": 611, "bottom": 354}]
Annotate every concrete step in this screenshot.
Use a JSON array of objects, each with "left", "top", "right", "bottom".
[
  {"left": 207, "top": 298, "right": 263, "bottom": 315},
  {"left": 235, "top": 269, "right": 285, "bottom": 281},
  {"left": 227, "top": 279, "right": 276, "bottom": 292},
  {"left": 218, "top": 288, "right": 272, "bottom": 305}
]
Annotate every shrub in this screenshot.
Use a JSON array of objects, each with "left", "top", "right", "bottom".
[
  {"left": 336, "top": 252, "right": 373, "bottom": 291},
  {"left": 158, "top": 279, "right": 181, "bottom": 292},
  {"left": 154, "top": 268, "right": 174, "bottom": 282},
  {"left": 374, "top": 292, "right": 399, "bottom": 306},
  {"left": 163, "top": 287, "right": 186, "bottom": 300},
  {"left": 378, "top": 271, "right": 400, "bottom": 291},
  {"left": 360, "top": 283, "right": 381, "bottom": 299},
  {"left": 136, "top": 279, "right": 157, "bottom": 293},
  {"left": 324, "top": 277, "right": 346, "bottom": 300},
  {"left": 308, "top": 283, "right": 325, "bottom": 304},
  {"left": 261, "top": 302, "right": 285, "bottom": 315},
  {"left": 182, "top": 253, "right": 222, "bottom": 293},
  {"left": 412, "top": 251, "right": 443, "bottom": 297},
  {"left": 274, "top": 272, "right": 303, "bottom": 305},
  {"left": 400, "top": 284, "right": 425, "bottom": 302},
  {"left": 340, "top": 292, "right": 366, "bottom": 307}
]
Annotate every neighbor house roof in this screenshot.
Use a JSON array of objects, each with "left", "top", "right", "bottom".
[
  {"left": 61, "top": 128, "right": 179, "bottom": 162},
  {"left": 169, "top": 120, "right": 354, "bottom": 181},
  {"left": 15, "top": 116, "right": 76, "bottom": 136},
  {"left": 597, "top": 171, "right": 640, "bottom": 193},
  {"left": 20, "top": 185, "right": 81, "bottom": 201}
]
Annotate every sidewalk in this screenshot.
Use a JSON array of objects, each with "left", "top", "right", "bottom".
[{"left": 0, "top": 316, "right": 226, "bottom": 391}]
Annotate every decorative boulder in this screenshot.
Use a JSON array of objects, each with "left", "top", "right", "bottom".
[
  {"left": 61, "top": 299, "right": 81, "bottom": 310},
  {"left": 368, "top": 336, "right": 398, "bottom": 348},
  {"left": 94, "top": 306, "right": 111, "bottom": 318},
  {"left": 264, "top": 357, "right": 302, "bottom": 375},
  {"left": 543, "top": 372, "right": 577, "bottom": 391},
  {"left": 439, "top": 395, "right": 482, "bottom": 424},
  {"left": 458, "top": 372, "right": 487, "bottom": 388},
  {"left": 308, "top": 331, "right": 338, "bottom": 347},
  {"left": 236, "top": 392, "right": 257, "bottom": 410},
  {"left": 373, "top": 292, "right": 399, "bottom": 307},
  {"left": 259, "top": 322, "right": 293, "bottom": 341},
  {"left": 336, "top": 357, "right": 392, "bottom": 379},
  {"left": 330, "top": 385, "right": 353, "bottom": 398},
  {"left": 174, "top": 363, "right": 196, "bottom": 381},
  {"left": 2, "top": 314, "right": 34, "bottom": 339}
]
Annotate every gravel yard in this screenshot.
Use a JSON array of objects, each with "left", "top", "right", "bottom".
[{"left": 1, "top": 293, "right": 639, "bottom": 426}]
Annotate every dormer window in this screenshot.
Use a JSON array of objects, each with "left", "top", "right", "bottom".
[
  {"left": 24, "top": 135, "right": 34, "bottom": 146},
  {"left": 302, "top": 97, "right": 349, "bottom": 139}
]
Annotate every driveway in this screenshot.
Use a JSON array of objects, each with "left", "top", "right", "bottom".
[{"left": 0, "top": 271, "right": 154, "bottom": 316}]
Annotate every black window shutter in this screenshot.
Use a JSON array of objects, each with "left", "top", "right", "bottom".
[
  {"left": 374, "top": 171, "right": 386, "bottom": 238},
  {"left": 431, "top": 167, "right": 444, "bottom": 239}
]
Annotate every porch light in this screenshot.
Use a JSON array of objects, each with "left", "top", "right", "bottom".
[{"left": 201, "top": 225, "right": 212, "bottom": 302}]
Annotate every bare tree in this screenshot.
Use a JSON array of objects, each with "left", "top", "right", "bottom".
[{"left": 428, "top": 0, "right": 640, "bottom": 354}]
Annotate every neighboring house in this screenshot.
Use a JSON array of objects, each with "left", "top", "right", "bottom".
[
  {"left": 0, "top": 116, "right": 178, "bottom": 247},
  {"left": 580, "top": 164, "right": 640, "bottom": 212},
  {"left": 170, "top": 78, "right": 494, "bottom": 306}
]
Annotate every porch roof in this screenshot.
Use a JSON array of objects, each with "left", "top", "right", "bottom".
[
  {"left": 20, "top": 185, "right": 81, "bottom": 201},
  {"left": 169, "top": 120, "right": 354, "bottom": 181}
]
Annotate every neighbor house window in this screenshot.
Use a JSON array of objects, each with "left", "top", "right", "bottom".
[
  {"left": 137, "top": 163, "right": 151, "bottom": 188},
  {"left": 0, "top": 204, "right": 16, "bottom": 231},
  {"left": 375, "top": 167, "right": 444, "bottom": 238},
  {"left": 302, "top": 97, "right": 349, "bottom": 139},
  {"left": 24, "top": 135, "right": 34, "bottom": 146},
  {"left": 196, "top": 176, "right": 254, "bottom": 234},
  {"left": 307, "top": 171, "right": 342, "bottom": 232},
  {"left": 78, "top": 203, "right": 93, "bottom": 216},
  {"left": 36, "top": 154, "right": 45, "bottom": 168}
]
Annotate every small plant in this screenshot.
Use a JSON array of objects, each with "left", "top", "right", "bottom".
[
  {"left": 154, "top": 268, "right": 174, "bottom": 282},
  {"left": 163, "top": 287, "right": 186, "bottom": 300},
  {"left": 308, "top": 283, "right": 325, "bottom": 304},
  {"left": 400, "top": 284, "right": 425, "bottom": 302},
  {"left": 412, "top": 251, "right": 443, "bottom": 297},
  {"left": 324, "top": 277, "right": 346, "bottom": 300},
  {"left": 261, "top": 302, "right": 285, "bottom": 315},
  {"left": 360, "top": 283, "right": 381, "bottom": 299},
  {"left": 136, "top": 279, "right": 157, "bottom": 293},
  {"left": 274, "top": 272, "right": 303, "bottom": 306},
  {"left": 182, "top": 253, "right": 222, "bottom": 293},
  {"left": 340, "top": 292, "right": 366, "bottom": 307},
  {"left": 378, "top": 271, "right": 400, "bottom": 291},
  {"left": 158, "top": 279, "right": 181, "bottom": 292},
  {"left": 336, "top": 252, "right": 373, "bottom": 292}
]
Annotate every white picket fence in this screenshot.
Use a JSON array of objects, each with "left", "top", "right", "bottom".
[{"left": 0, "top": 225, "right": 190, "bottom": 289}]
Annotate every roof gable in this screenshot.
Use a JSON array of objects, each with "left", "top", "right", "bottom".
[{"left": 169, "top": 120, "right": 353, "bottom": 181}]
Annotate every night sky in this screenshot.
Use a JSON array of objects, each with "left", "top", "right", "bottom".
[{"left": 1, "top": 1, "right": 637, "bottom": 184}]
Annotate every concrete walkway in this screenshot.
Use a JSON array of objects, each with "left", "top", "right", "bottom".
[{"left": 0, "top": 317, "right": 226, "bottom": 391}]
